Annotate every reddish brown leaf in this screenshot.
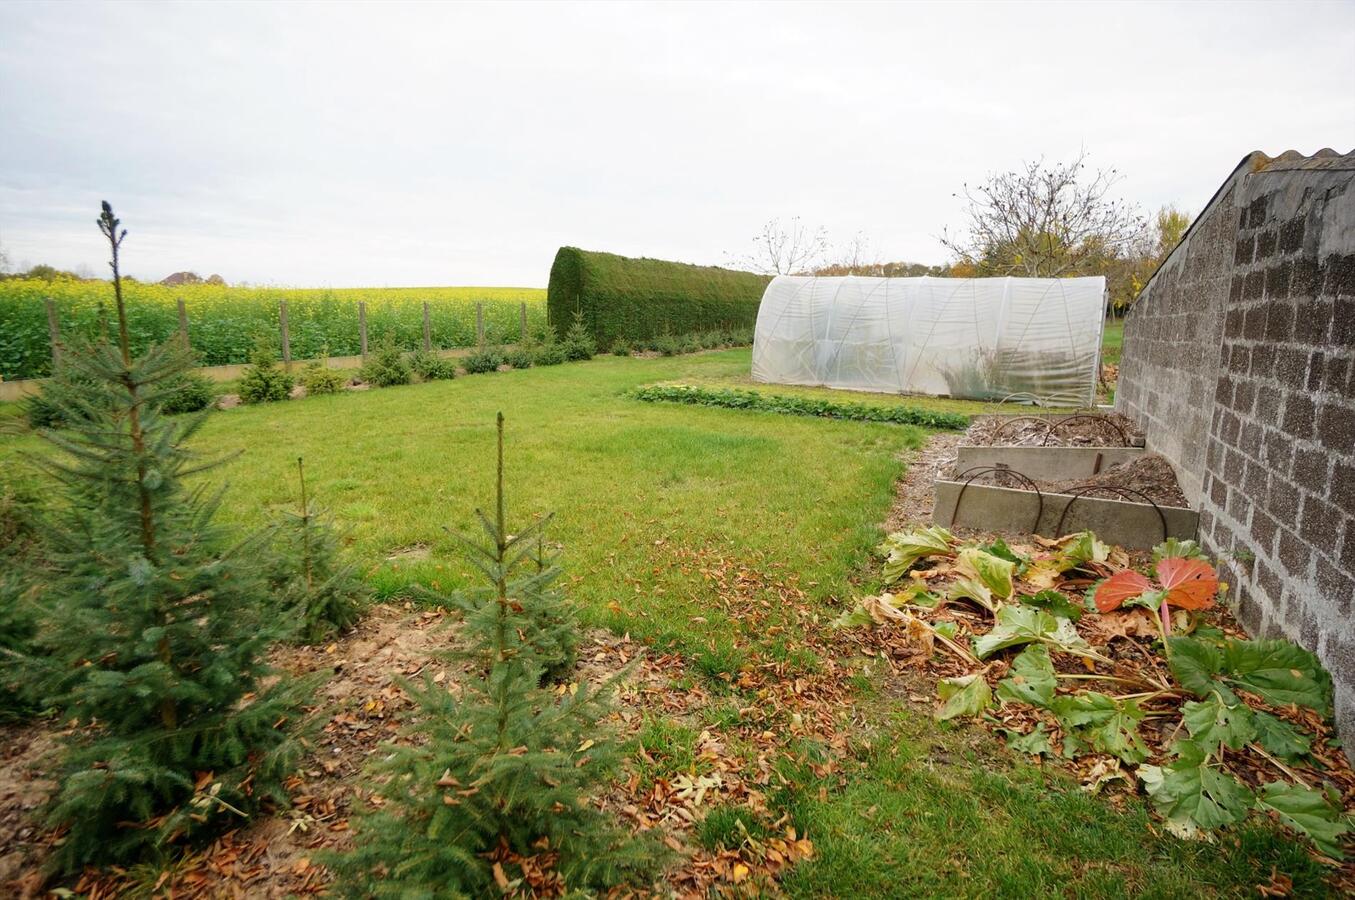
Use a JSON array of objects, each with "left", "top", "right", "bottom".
[
  {"left": 1093, "top": 570, "right": 1152, "bottom": 612},
  {"left": 1155, "top": 557, "right": 1218, "bottom": 610}
]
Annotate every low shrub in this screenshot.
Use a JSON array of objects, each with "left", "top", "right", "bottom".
[
  {"left": 630, "top": 384, "right": 971, "bottom": 430},
  {"left": 610, "top": 340, "right": 633, "bottom": 356},
  {"left": 654, "top": 335, "right": 680, "bottom": 357},
  {"left": 463, "top": 346, "right": 504, "bottom": 374},
  {"left": 504, "top": 347, "right": 534, "bottom": 370},
  {"left": 300, "top": 360, "right": 347, "bottom": 395},
  {"left": 679, "top": 334, "right": 702, "bottom": 355},
  {"left": 238, "top": 340, "right": 294, "bottom": 403},
  {"left": 161, "top": 370, "right": 217, "bottom": 414},
  {"left": 409, "top": 348, "right": 456, "bottom": 381},
  {"left": 533, "top": 342, "right": 566, "bottom": 367},
  {"left": 361, "top": 335, "right": 413, "bottom": 388}
]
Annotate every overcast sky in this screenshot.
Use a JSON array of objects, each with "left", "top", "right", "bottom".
[{"left": 1, "top": 1, "right": 1353, "bottom": 287}]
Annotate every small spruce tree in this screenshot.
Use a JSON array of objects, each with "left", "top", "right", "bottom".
[
  {"left": 238, "top": 336, "right": 294, "bottom": 402},
  {"left": 562, "top": 308, "right": 596, "bottom": 361},
  {"left": 26, "top": 203, "right": 311, "bottom": 872},
  {"left": 331, "top": 413, "right": 658, "bottom": 896},
  {"left": 273, "top": 457, "right": 370, "bottom": 643}
]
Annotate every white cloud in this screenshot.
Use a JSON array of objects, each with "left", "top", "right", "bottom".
[{"left": 1, "top": 0, "right": 1352, "bottom": 285}]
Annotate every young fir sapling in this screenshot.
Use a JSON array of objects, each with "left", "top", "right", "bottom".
[
  {"left": 24, "top": 203, "right": 312, "bottom": 872},
  {"left": 274, "top": 457, "right": 370, "bottom": 643},
  {"left": 331, "top": 413, "right": 657, "bottom": 896}
]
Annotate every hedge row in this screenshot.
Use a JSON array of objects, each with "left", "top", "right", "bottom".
[
  {"left": 630, "top": 384, "right": 971, "bottom": 430},
  {"left": 546, "top": 248, "right": 769, "bottom": 348}
]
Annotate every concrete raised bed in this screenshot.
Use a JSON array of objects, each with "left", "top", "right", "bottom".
[
  {"left": 953, "top": 445, "right": 1147, "bottom": 481},
  {"left": 932, "top": 479, "right": 1199, "bottom": 550}
]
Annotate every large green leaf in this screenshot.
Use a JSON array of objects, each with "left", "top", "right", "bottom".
[
  {"left": 1051, "top": 692, "right": 1149, "bottom": 764},
  {"left": 1251, "top": 710, "right": 1311, "bottom": 761},
  {"left": 1023, "top": 588, "right": 1083, "bottom": 622},
  {"left": 947, "top": 575, "right": 997, "bottom": 614},
  {"left": 1221, "top": 639, "right": 1332, "bottom": 714},
  {"left": 1253, "top": 781, "right": 1350, "bottom": 860},
  {"left": 999, "top": 723, "right": 1054, "bottom": 757},
  {"left": 1062, "top": 531, "right": 1110, "bottom": 566},
  {"left": 935, "top": 674, "right": 993, "bottom": 721},
  {"left": 1152, "top": 537, "right": 1205, "bottom": 562},
  {"left": 974, "top": 606, "right": 1089, "bottom": 660},
  {"left": 973, "top": 606, "right": 1057, "bottom": 659},
  {"left": 1182, "top": 694, "right": 1257, "bottom": 753},
  {"left": 956, "top": 547, "right": 1016, "bottom": 599},
  {"left": 1171, "top": 636, "right": 1333, "bottom": 714},
  {"left": 879, "top": 525, "right": 955, "bottom": 583},
  {"left": 1167, "top": 636, "right": 1230, "bottom": 699},
  {"left": 996, "top": 644, "right": 1057, "bottom": 708},
  {"left": 1139, "top": 740, "right": 1253, "bottom": 838}
]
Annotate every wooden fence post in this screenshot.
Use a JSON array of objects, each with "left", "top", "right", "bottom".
[
  {"left": 176, "top": 297, "right": 190, "bottom": 350},
  {"left": 279, "top": 300, "right": 291, "bottom": 366},
  {"left": 520, "top": 302, "right": 528, "bottom": 344},
  {"left": 422, "top": 302, "right": 432, "bottom": 352},
  {"left": 476, "top": 302, "right": 485, "bottom": 347},
  {"left": 359, "top": 301, "right": 368, "bottom": 359},
  {"left": 45, "top": 297, "right": 61, "bottom": 368}
]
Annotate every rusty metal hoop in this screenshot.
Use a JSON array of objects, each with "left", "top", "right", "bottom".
[
  {"left": 1052, "top": 484, "right": 1170, "bottom": 543},
  {"left": 949, "top": 465, "right": 1045, "bottom": 534},
  {"left": 1039, "top": 414, "right": 1132, "bottom": 447}
]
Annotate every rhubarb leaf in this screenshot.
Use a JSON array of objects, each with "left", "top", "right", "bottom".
[
  {"left": 1093, "top": 570, "right": 1152, "bottom": 613},
  {"left": 879, "top": 526, "right": 955, "bottom": 583},
  {"left": 957, "top": 547, "right": 1016, "bottom": 599},
  {"left": 1051, "top": 691, "right": 1149, "bottom": 764},
  {"left": 997, "top": 644, "right": 1057, "bottom": 707},
  {"left": 1253, "top": 781, "right": 1349, "bottom": 860},
  {"left": 1251, "top": 710, "right": 1312, "bottom": 761},
  {"left": 999, "top": 723, "right": 1054, "bottom": 757},
  {"left": 1139, "top": 740, "right": 1253, "bottom": 838},
  {"left": 935, "top": 674, "right": 992, "bottom": 721},
  {"left": 1182, "top": 694, "right": 1256, "bottom": 753},
  {"left": 1221, "top": 639, "right": 1332, "bottom": 714},
  {"left": 1024, "top": 589, "right": 1084, "bottom": 622},
  {"left": 1155, "top": 557, "right": 1219, "bottom": 610}
]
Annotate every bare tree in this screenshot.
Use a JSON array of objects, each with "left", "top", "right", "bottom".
[
  {"left": 0, "top": 231, "right": 11, "bottom": 275},
  {"left": 729, "top": 217, "right": 829, "bottom": 275},
  {"left": 940, "top": 151, "right": 1147, "bottom": 278}
]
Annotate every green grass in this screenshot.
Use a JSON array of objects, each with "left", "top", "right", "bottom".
[
  {"left": 1102, "top": 318, "right": 1124, "bottom": 367},
  {"left": 0, "top": 345, "right": 1330, "bottom": 895}
]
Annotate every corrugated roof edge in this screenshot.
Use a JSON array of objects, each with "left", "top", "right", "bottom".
[{"left": 1129, "top": 149, "right": 1355, "bottom": 306}]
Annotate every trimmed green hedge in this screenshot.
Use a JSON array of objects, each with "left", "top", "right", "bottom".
[
  {"left": 630, "top": 384, "right": 971, "bottom": 430},
  {"left": 546, "top": 248, "right": 769, "bottom": 348}
]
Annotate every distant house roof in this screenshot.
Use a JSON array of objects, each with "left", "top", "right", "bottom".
[{"left": 160, "top": 271, "right": 203, "bottom": 286}]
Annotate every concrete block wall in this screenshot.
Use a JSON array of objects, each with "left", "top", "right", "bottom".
[{"left": 1117, "top": 151, "right": 1355, "bottom": 741}]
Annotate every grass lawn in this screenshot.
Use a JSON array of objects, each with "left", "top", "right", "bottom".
[
  {"left": 0, "top": 347, "right": 1330, "bottom": 895},
  {"left": 1102, "top": 317, "right": 1125, "bottom": 367}
]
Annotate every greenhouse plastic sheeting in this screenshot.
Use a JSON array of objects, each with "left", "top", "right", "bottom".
[{"left": 751, "top": 275, "right": 1106, "bottom": 406}]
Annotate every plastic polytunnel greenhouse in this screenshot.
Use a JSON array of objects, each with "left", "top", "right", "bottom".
[{"left": 751, "top": 275, "right": 1107, "bottom": 406}]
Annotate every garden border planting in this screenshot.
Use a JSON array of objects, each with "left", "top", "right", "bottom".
[{"left": 631, "top": 383, "right": 971, "bottom": 430}]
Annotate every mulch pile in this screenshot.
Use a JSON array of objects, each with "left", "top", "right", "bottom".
[{"left": 964, "top": 412, "right": 1143, "bottom": 448}]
